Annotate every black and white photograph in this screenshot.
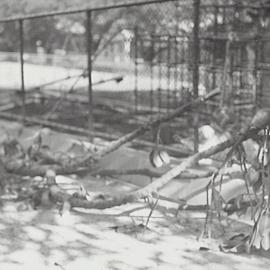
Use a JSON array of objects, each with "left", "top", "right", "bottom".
[{"left": 0, "top": 0, "right": 270, "bottom": 269}]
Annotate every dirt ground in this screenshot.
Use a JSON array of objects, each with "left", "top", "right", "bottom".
[
  {"left": 0, "top": 120, "right": 270, "bottom": 270},
  {"left": 1, "top": 199, "right": 270, "bottom": 270}
]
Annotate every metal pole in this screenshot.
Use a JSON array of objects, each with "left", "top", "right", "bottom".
[
  {"left": 19, "top": 19, "right": 25, "bottom": 122},
  {"left": 180, "top": 38, "right": 184, "bottom": 104},
  {"left": 255, "top": 6, "right": 263, "bottom": 110},
  {"left": 150, "top": 33, "right": 154, "bottom": 116},
  {"left": 174, "top": 36, "right": 178, "bottom": 107},
  {"left": 158, "top": 36, "right": 162, "bottom": 115},
  {"left": 253, "top": 39, "right": 258, "bottom": 110},
  {"left": 212, "top": 5, "right": 218, "bottom": 90},
  {"left": 134, "top": 26, "right": 138, "bottom": 113},
  {"left": 174, "top": 1, "right": 179, "bottom": 107},
  {"left": 167, "top": 35, "right": 171, "bottom": 112},
  {"left": 86, "top": 10, "right": 94, "bottom": 141},
  {"left": 192, "top": 0, "right": 200, "bottom": 153}
]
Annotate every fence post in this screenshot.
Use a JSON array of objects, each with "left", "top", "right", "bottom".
[
  {"left": 167, "top": 35, "right": 171, "bottom": 112},
  {"left": 134, "top": 26, "right": 138, "bottom": 113},
  {"left": 150, "top": 33, "right": 154, "bottom": 116},
  {"left": 192, "top": 0, "right": 201, "bottom": 153},
  {"left": 19, "top": 19, "right": 25, "bottom": 122},
  {"left": 158, "top": 35, "right": 162, "bottom": 114},
  {"left": 174, "top": 0, "right": 179, "bottom": 107},
  {"left": 212, "top": 5, "right": 218, "bottom": 90},
  {"left": 254, "top": 5, "right": 263, "bottom": 111},
  {"left": 86, "top": 10, "right": 94, "bottom": 141}
]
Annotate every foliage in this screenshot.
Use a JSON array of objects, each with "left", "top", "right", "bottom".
[
  {"left": 0, "top": 0, "right": 112, "bottom": 52},
  {"left": 1, "top": 0, "right": 270, "bottom": 64},
  {"left": 0, "top": 0, "right": 190, "bottom": 63}
]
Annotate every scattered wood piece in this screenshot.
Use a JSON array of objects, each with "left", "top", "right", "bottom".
[
  {"left": 133, "top": 127, "right": 259, "bottom": 200},
  {"left": 3, "top": 158, "right": 84, "bottom": 176},
  {"left": 38, "top": 130, "right": 258, "bottom": 211},
  {"left": 1, "top": 90, "right": 220, "bottom": 177},
  {"left": 66, "top": 89, "right": 221, "bottom": 170},
  {"left": 94, "top": 168, "right": 213, "bottom": 179},
  {"left": 1, "top": 89, "right": 266, "bottom": 216}
]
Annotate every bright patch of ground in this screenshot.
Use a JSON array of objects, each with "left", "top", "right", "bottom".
[
  {"left": 0, "top": 60, "right": 207, "bottom": 94},
  {"left": 1, "top": 201, "right": 270, "bottom": 270},
  {"left": 0, "top": 120, "right": 270, "bottom": 269},
  {"left": 0, "top": 61, "right": 169, "bottom": 92}
]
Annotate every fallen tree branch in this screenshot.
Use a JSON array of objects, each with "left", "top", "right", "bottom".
[
  {"left": 2, "top": 119, "right": 260, "bottom": 211},
  {"left": 40, "top": 128, "right": 259, "bottom": 211},
  {"left": 65, "top": 89, "right": 221, "bottom": 170},
  {"left": 154, "top": 198, "right": 256, "bottom": 216},
  {"left": 55, "top": 191, "right": 137, "bottom": 210},
  {"left": 1, "top": 89, "right": 220, "bottom": 177},
  {"left": 46, "top": 184, "right": 257, "bottom": 214},
  {"left": 133, "top": 128, "right": 259, "bottom": 199},
  {"left": 2, "top": 158, "right": 87, "bottom": 176},
  {"left": 94, "top": 168, "right": 213, "bottom": 180}
]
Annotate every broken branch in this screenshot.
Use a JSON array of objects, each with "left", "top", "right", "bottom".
[
  {"left": 133, "top": 128, "right": 259, "bottom": 199},
  {"left": 67, "top": 89, "right": 221, "bottom": 169}
]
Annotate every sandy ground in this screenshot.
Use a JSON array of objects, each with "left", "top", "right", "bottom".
[
  {"left": 0, "top": 61, "right": 166, "bottom": 92},
  {"left": 1, "top": 200, "right": 270, "bottom": 270},
  {"left": 0, "top": 120, "right": 270, "bottom": 269},
  {"left": 0, "top": 61, "right": 207, "bottom": 93}
]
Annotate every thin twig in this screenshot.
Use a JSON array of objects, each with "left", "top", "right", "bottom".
[{"left": 145, "top": 196, "right": 159, "bottom": 229}]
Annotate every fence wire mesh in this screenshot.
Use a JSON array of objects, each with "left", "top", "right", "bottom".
[{"left": 0, "top": 0, "right": 270, "bottom": 147}]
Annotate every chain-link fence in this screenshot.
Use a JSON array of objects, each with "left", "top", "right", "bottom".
[{"left": 0, "top": 0, "right": 269, "bottom": 151}]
